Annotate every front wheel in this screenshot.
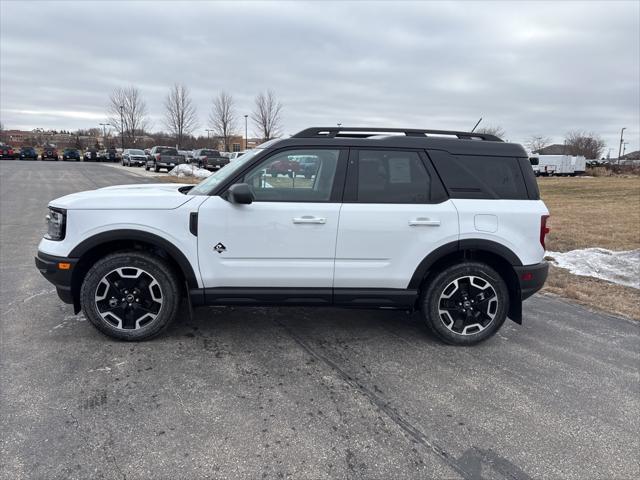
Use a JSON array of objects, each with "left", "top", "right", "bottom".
[
  {"left": 80, "top": 251, "right": 181, "bottom": 341},
  {"left": 421, "top": 262, "right": 509, "bottom": 345}
]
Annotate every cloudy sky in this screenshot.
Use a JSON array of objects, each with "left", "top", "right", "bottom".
[{"left": 1, "top": 0, "right": 638, "bottom": 154}]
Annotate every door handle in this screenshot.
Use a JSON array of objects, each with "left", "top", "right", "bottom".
[
  {"left": 409, "top": 218, "right": 440, "bottom": 227},
  {"left": 293, "top": 216, "right": 327, "bottom": 224}
]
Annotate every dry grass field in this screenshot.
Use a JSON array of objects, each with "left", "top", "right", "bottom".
[
  {"left": 539, "top": 176, "right": 640, "bottom": 320},
  {"left": 539, "top": 176, "right": 640, "bottom": 251}
]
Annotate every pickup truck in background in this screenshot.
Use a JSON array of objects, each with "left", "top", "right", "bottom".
[
  {"left": 193, "top": 149, "right": 230, "bottom": 171},
  {"left": 145, "top": 146, "right": 186, "bottom": 172}
]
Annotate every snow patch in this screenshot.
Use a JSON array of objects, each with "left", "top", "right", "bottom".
[
  {"left": 546, "top": 248, "right": 640, "bottom": 289},
  {"left": 168, "top": 164, "right": 212, "bottom": 179}
]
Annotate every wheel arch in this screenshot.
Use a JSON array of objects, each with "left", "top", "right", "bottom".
[
  {"left": 410, "top": 240, "right": 523, "bottom": 324},
  {"left": 68, "top": 230, "right": 199, "bottom": 313}
]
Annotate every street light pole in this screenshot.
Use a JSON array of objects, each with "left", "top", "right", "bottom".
[
  {"left": 617, "top": 127, "right": 626, "bottom": 163},
  {"left": 119, "top": 105, "right": 124, "bottom": 150},
  {"left": 205, "top": 129, "right": 214, "bottom": 148},
  {"left": 244, "top": 115, "right": 248, "bottom": 150},
  {"left": 99, "top": 123, "right": 109, "bottom": 148}
]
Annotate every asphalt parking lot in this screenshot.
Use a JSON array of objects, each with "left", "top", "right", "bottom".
[{"left": 1, "top": 161, "right": 638, "bottom": 480}]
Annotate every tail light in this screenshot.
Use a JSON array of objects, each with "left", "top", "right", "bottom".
[{"left": 540, "top": 215, "right": 550, "bottom": 250}]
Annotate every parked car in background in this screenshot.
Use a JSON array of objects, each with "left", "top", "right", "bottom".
[
  {"left": 41, "top": 146, "right": 59, "bottom": 161},
  {"left": 179, "top": 150, "right": 194, "bottom": 163},
  {"left": 228, "top": 151, "right": 249, "bottom": 160},
  {"left": 297, "top": 155, "right": 319, "bottom": 178},
  {"left": 266, "top": 156, "right": 300, "bottom": 177},
  {"left": 84, "top": 149, "right": 99, "bottom": 162},
  {"left": 19, "top": 147, "right": 38, "bottom": 160},
  {"left": 98, "top": 148, "right": 118, "bottom": 162},
  {"left": 192, "top": 148, "right": 229, "bottom": 171},
  {"left": 0, "top": 145, "right": 16, "bottom": 159},
  {"left": 122, "top": 149, "right": 148, "bottom": 167},
  {"left": 145, "top": 146, "right": 186, "bottom": 172},
  {"left": 62, "top": 148, "right": 81, "bottom": 161}
]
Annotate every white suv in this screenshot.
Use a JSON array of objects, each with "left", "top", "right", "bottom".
[{"left": 36, "top": 127, "right": 550, "bottom": 345}]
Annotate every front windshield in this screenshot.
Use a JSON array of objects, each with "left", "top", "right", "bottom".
[
  {"left": 130, "top": 149, "right": 145, "bottom": 155},
  {"left": 188, "top": 147, "right": 264, "bottom": 195}
]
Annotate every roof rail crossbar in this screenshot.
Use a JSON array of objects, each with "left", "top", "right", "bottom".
[{"left": 292, "top": 127, "right": 503, "bottom": 142}]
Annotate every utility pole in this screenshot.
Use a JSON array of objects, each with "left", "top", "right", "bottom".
[
  {"left": 99, "top": 123, "right": 109, "bottom": 148},
  {"left": 119, "top": 105, "right": 125, "bottom": 150},
  {"left": 244, "top": 114, "right": 248, "bottom": 150},
  {"left": 617, "top": 127, "right": 626, "bottom": 163},
  {"left": 205, "top": 129, "right": 214, "bottom": 148}
]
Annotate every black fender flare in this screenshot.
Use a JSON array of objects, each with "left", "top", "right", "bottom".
[{"left": 68, "top": 229, "right": 199, "bottom": 289}]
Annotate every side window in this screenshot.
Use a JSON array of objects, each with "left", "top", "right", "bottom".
[
  {"left": 356, "top": 150, "right": 430, "bottom": 203},
  {"left": 244, "top": 149, "right": 340, "bottom": 202},
  {"left": 429, "top": 151, "right": 529, "bottom": 199}
]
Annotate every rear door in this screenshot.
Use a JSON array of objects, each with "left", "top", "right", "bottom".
[{"left": 334, "top": 149, "right": 459, "bottom": 290}]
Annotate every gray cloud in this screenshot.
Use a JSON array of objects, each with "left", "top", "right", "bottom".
[{"left": 1, "top": 0, "right": 638, "bottom": 153}]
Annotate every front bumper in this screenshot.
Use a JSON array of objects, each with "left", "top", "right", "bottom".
[
  {"left": 35, "top": 251, "right": 78, "bottom": 304},
  {"left": 515, "top": 261, "right": 549, "bottom": 300}
]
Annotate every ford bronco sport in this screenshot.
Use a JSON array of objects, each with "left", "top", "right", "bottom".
[{"left": 35, "top": 127, "right": 549, "bottom": 345}]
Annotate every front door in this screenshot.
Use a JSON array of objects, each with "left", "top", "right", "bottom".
[{"left": 197, "top": 148, "right": 347, "bottom": 290}]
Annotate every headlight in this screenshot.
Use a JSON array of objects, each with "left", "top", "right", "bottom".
[{"left": 45, "top": 207, "right": 66, "bottom": 241}]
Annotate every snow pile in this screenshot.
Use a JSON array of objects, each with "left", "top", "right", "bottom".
[
  {"left": 546, "top": 248, "right": 640, "bottom": 289},
  {"left": 168, "top": 164, "right": 211, "bottom": 179}
]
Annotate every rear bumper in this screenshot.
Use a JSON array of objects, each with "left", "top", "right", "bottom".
[
  {"left": 515, "top": 261, "right": 549, "bottom": 300},
  {"left": 35, "top": 251, "right": 78, "bottom": 304}
]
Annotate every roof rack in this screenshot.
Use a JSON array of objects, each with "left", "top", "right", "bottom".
[{"left": 292, "top": 127, "right": 503, "bottom": 142}]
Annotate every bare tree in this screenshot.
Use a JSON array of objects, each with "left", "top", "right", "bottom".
[
  {"left": 0, "top": 122, "right": 4, "bottom": 143},
  {"left": 251, "top": 90, "right": 283, "bottom": 141},
  {"left": 108, "top": 86, "right": 149, "bottom": 146},
  {"left": 163, "top": 83, "right": 199, "bottom": 149},
  {"left": 475, "top": 125, "right": 506, "bottom": 139},
  {"left": 564, "top": 130, "right": 606, "bottom": 159},
  {"left": 209, "top": 91, "right": 237, "bottom": 152},
  {"left": 525, "top": 135, "right": 552, "bottom": 154}
]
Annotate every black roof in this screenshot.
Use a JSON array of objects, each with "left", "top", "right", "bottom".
[{"left": 273, "top": 127, "right": 527, "bottom": 157}]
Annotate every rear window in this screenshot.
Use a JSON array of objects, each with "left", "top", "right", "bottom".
[
  {"left": 158, "top": 148, "right": 178, "bottom": 155},
  {"left": 201, "top": 150, "right": 219, "bottom": 156},
  {"left": 428, "top": 150, "right": 529, "bottom": 199}
]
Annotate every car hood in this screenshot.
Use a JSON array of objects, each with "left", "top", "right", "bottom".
[{"left": 50, "top": 183, "right": 196, "bottom": 210}]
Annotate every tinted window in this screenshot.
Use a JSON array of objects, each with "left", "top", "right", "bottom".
[
  {"left": 200, "top": 150, "right": 218, "bottom": 156},
  {"left": 429, "top": 150, "right": 528, "bottom": 199},
  {"left": 356, "top": 150, "right": 430, "bottom": 203},
  {"left": 157, "top": 147, "right": 178, "bottom": 155},
  {"left": 244, "top": 149, "right": 340, "bottom": 202}
]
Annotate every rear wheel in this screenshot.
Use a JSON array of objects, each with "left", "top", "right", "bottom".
[
  {"left": 80, "top": 251, "right": 181, "bottom": 341},
  {"left": 421, "top": 262, "right": 509, "bottom": 345}
]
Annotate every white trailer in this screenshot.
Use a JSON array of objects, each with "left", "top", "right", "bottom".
[{"left": 529, "top": 155, "right": 584, "bottom": 176}]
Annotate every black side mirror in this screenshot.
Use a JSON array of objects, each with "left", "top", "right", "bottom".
[{"left": 227, "top": 183, "right": 255, "bottom": 205}]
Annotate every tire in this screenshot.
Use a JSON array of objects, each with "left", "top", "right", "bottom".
[
  {"left": 420, "top": 262, "right": 509, "bottom": 346},
  {"left": 145, "top": 163, "right": 149, "bottom": 171},
  {"left": 80, "top": 251, "right": 181, "bottom": 341}
]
